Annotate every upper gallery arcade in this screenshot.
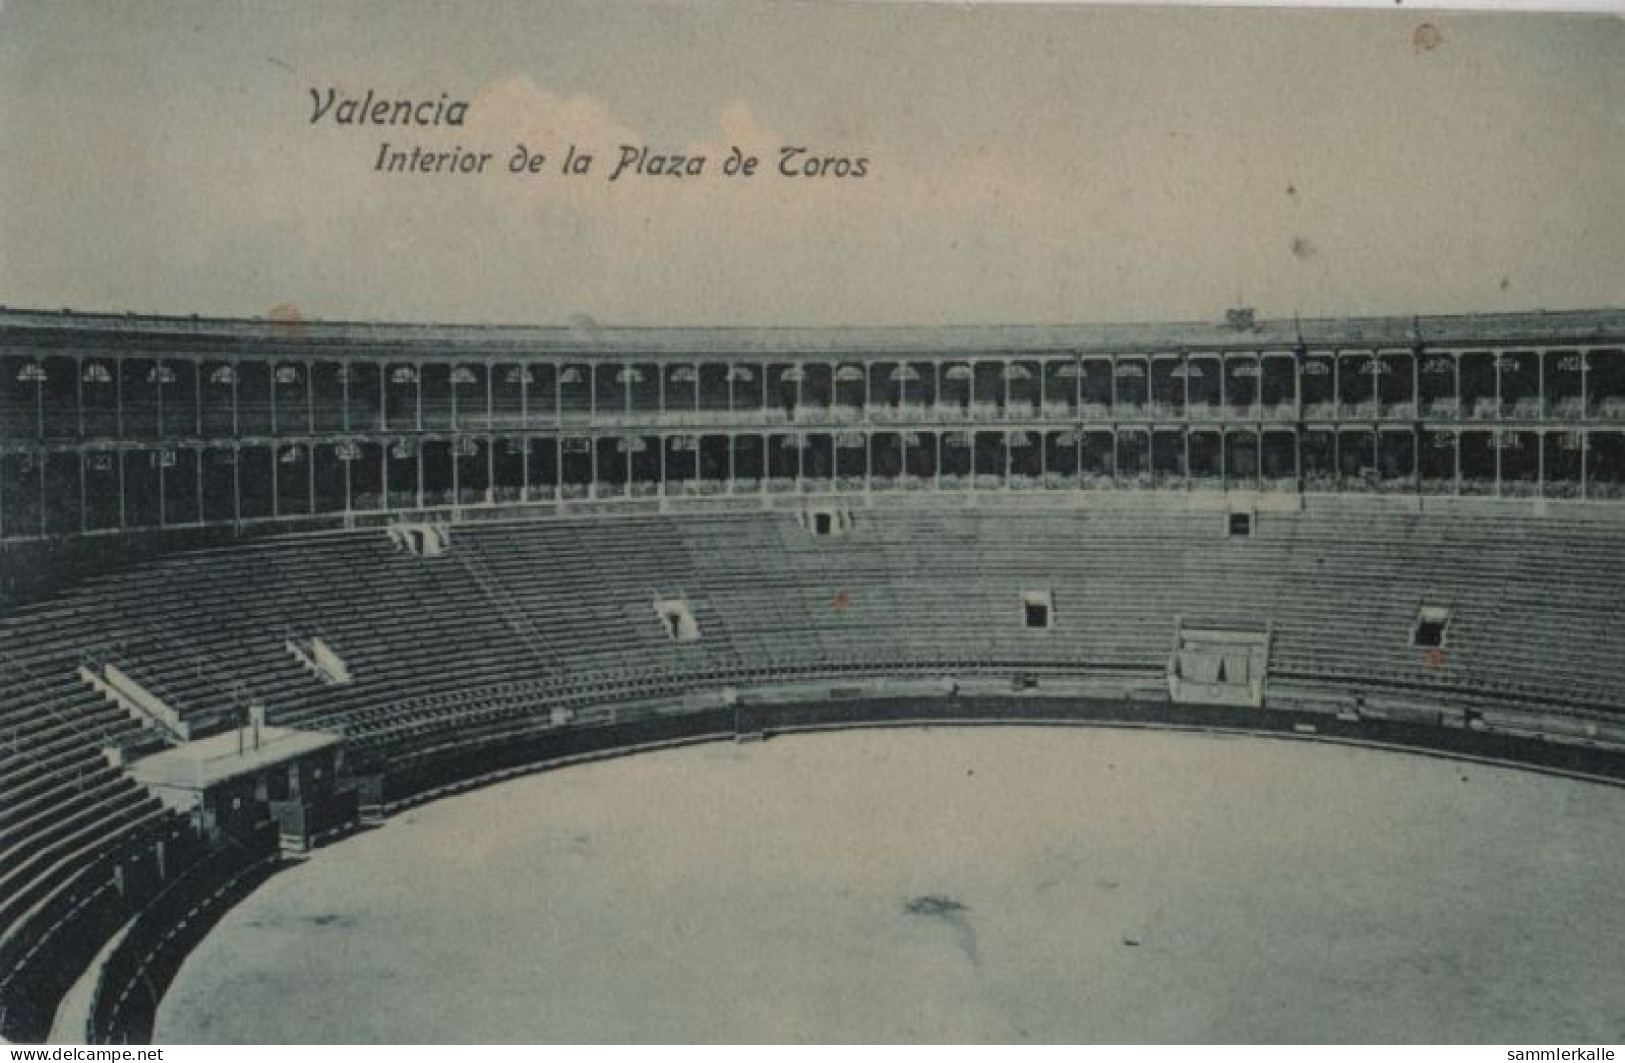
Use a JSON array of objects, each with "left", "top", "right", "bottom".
[{"left": 1, "top": 306, "right": 1623, "bottom": 539}]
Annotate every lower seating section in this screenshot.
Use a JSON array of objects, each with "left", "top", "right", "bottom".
[
  {"left": 0, "top": 804, "right": 197, "bottom": 1043},
  {"left": 85, "top": 822, "right": 281, "bottom": 1044},
  {"left": 3, "top": 500, "right": 1624, "bottom": 1039},
  {"left": 7, "top": 503, "right": 1625, "bottom": 774},
  {"left": 0, "top": 658, "right": 197, "bottom": 1042}
]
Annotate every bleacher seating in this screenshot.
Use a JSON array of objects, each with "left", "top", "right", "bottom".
[
  {"left": 5, "top": 504, "right": 1625, "bottom": 772},
  {"left": 4, "top": 500, "right": 1625, "bottom": 1040}
]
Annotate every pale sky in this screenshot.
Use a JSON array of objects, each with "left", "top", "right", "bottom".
[{"left": 0, "top": 1, "right": 1621, "bottom": 327}]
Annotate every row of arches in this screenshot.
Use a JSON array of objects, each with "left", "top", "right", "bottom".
[{"left": 5, "top": 427, "right": 1624, "bottom": 538}]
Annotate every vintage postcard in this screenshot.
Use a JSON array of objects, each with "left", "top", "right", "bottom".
[{"left": 0, "top": 0, "right": 1621, "bottom": 1049}]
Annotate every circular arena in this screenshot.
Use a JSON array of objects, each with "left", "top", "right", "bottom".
[
  {"left": 155, "top": 729, "right": 1625, "bottom": 1044},
  {"left": 3, "top": 307, "right": 1625, "bottom": 1044}
]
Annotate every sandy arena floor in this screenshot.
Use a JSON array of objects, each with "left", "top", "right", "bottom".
[{"left": 155, "top": 726, "right": 1625, "bottom": 1043}]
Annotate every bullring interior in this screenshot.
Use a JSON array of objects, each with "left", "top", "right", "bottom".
[{"left": 3, "top": 305, "right": 1625, "bottom": 1043}]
